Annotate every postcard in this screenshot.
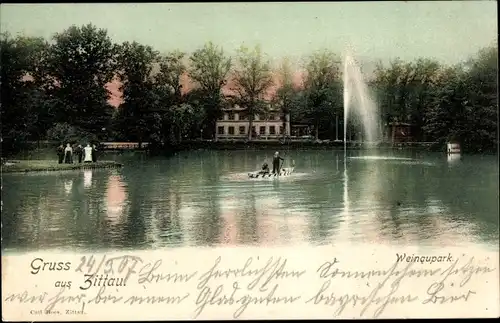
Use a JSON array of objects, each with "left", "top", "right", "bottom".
[{"left": 1, "top": 2, "right": 498, "bottom": 320}]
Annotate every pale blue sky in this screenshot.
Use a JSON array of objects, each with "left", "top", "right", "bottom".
[{"left": 1, "top": 2, "right": 497, "bottom": 66}]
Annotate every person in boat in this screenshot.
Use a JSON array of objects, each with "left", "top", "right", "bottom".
[
  {"left": 258, "top": 162, "right": 270, "bottom": 175},
  {"left": 272, "top": 151, "right": 284, "bottom": 174}
]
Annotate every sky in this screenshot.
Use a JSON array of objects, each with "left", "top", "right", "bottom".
[{"left": 1, "top": 1, "right": 497, "bottom": 68}]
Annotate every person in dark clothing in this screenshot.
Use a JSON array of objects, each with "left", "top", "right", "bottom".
[
  {"left": 92, "top": 144, "right": 98, "bottom": 163},
  {"left": 272, "top": 151, "right": 284, "bottom": 174},
  {"left": 64, "top": 143, "right": 73, "bottom": 164},
  {"left": 57, "top": 144, "right": 64, "bottom": 164},
  {"left": 258, "top": 162, "right": 270, "bottom": 175},
  {"left": 75, "top": 144, "right": 83, "bottom": 163}
]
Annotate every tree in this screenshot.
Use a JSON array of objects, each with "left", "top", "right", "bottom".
[
  {"left": 372, "top": 58, "right": 408, "bottom": 124},
  {"left": 115, "top": 41, "right": 159, "bottom": 146},
  {"left": 405, "top": 58, "right": 441, "bottom": 140},
  {"left": 155, "top": 50, "right": 186, "bottom": 105},
  {"left": 303, "top": 49, "right": 342, "bottom": 140},
  {"left": 46, "top": 122, "right": 97, "bottom": 144},
  {"left": 274, "top": 57, "right": 295, "bottom": 140},
  {"left": 0, "top": 33, "right": 51, "bottom": 154},
  {"left": 230, "top": 45, "right": 274, "bottom": 140},
  {"left": 153, "top": 50, "right": 188, "bottom": 144},
  {"left": 46, "top": 23, "right": 117, "bottom": 137},
  {"left": 373, "top": 58, "right": 442, "bottom": 141},
  {"left": 424, "top": 46, "right": 498, "bottom": 152},
  {"left": 423, "top": 66, "right": 469, "bottom": 147},
  {"left": 189, "top": 42, "right": 232, "bottom": 139}
]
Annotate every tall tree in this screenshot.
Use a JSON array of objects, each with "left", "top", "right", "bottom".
[
  {"left": 303, "top": 49, "right": 342, "bottom": 140},
  {"left": 189, "top": 42, "right": 232, "bottom": 139},
  {"left": 115, "top": 41, "right": 159, "bottom": 145},
  {"left": 373, "top": 58, "right": 442, "bottom": 141},
  {"left": 275, "top": 57, "right": 295, "bottom": 140},
  {"left": 0, "top": 33, "right": 51, "bottom": 154},
  {"left": 405, "top": 58, "right": 441, "bottom": 140},
  {"left": 154, "top": 50, "right": 204, "bottom": 144},
  {"left": 423, "top": 65, "right": 469, "bottom": 147},
  {"left": 47, "top": 23, "right": 117, "bottom": 138},
  {"left": 424, "top": 46, "right": 498, "bottom": 152},
  {"left": 156, "top": 50, "right": 186, "bottom": 105},
  {"left": 231, "top": 45, "right": 274, "bottom": 140}
]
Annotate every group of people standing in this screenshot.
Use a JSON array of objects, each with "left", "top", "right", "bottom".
[{"left": 57, "top": 143, "right": 98, "bottom": 164}]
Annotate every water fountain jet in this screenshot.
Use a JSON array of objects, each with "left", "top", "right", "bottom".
[
  {"left": 343, "top": 50, "right": 381, "bottom": 150},
  {"left": 341, "top": 48, "right": 382, "bottom": 237}
]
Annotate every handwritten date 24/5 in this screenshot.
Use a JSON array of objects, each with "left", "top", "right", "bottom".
[{"left": 75, "top": 255, "right": 143, "bottom": 276}]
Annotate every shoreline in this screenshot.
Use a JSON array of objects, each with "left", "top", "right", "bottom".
[
  {"left": 7, "top": 140, "right": 493, "bottom": 158},
  {"left": 148, "top": 140, "right": 447, "bottom": 153},
  {"left": 2, "top": 160, "right": 123, "bottom": 173}
]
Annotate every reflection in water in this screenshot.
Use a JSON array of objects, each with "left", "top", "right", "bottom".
[
  {"left": 219, "top": 196, "right": 239, "bottom": 245},
  {"left": 64, "top": 179, "right": 73, "bottom": 195},
  {"left": 447, "top": 153, "right": 461, "bottom": 165},
  {"left": 84, "top": 170, "right": 92, "bottom": 188},
  {"left": 255, "top": 196, "right": 309, "bottom": 246},
  {"left": 105, "top": 172, "right": 127, "bottom": 225},
  {"left": 1, "top": 150, "right": 498, "bottom": 252},
  {"left": 342, "top": 155, "right": 491, "bottom": 247},
  {"left": 340, "top": 154, "right": 350, "bottom": 242}
]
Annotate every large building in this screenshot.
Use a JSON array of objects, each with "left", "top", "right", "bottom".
[{"left": 215, "top": 104, "right": 290, "bottom": 141}]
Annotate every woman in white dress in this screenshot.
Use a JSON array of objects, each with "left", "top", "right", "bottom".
[{"left": 83, "top": 144, "right": 93, "bottom": 163}]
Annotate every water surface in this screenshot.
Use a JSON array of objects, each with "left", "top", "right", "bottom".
[{"left": 2, "top": 149, "right": 498, "bottom": 252}]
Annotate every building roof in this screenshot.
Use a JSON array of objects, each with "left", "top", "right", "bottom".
[{"left": 222, "top": 105, "right": 283, "bottom": 113}]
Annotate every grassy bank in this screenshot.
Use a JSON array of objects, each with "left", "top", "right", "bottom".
[{"left": 2, "top": 160, "right": 123, "bottom": 173}]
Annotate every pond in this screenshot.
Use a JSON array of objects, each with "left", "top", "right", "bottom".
[{"left": 2, "top": 149, "right": 498, "bottom": 253}]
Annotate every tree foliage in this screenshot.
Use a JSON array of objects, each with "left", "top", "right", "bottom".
[
  {"left": 1, "top": 33, "right": 51, "bottom": 152},
  {"left": 302, "top": 49, "right": 342, "bottom": 139},
  {"left": 230, "top": 45, "right": 274, "bottom": 140},
  {"left": 274, "top": 57, "right": 299, "bottom": 139},
  {"left": 47, "top": 24, "right": 116, "bottom": 135},
  {"left": 114, "top": 41, "right": 159, "bottom": 144},
  {"left": 188, "top": 42, "right": 232, "bottom": 138},
  {"left": 1, "top": 23, "right": 496, "bottom": 156},
  {"left": 373, "top": 46, "right": 497, "bottom": 152}
]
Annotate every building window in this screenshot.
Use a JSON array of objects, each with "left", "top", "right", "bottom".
[
  {"left": 228, "top": 112, "right": 235, "bottom": 120},
  {"left": 259, "top": 114, "right": 265, "bottom": 121},
  {"left": 252, "top": 126, "right": 256, "bottom": 135},
  {"left": 279, "top": 126, "right": 284, "bottom": 134},
  {"left": 269, "top": 126, "right": 276, "bottom": 135},
  {"left": 239, "top": 126, "right": 246, "bottom": 135},
  {"left": 218, "top": 126, "right": 225, "bottom": 135},
  {"left": 259, "top": 126, "right": 266, "bottom": 135},
  {"left": 269, "top": 114, "right": 276, "bottom": 121},
  {"left": 228, "top": 126, "right": 235, "bottom": 135}
]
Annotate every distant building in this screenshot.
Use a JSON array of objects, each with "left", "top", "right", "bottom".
[
  {"left": 215, "top": 104, "right": 290, "bottom": 141},
  {"left": 385, "top": 122, "right": 415, "bottom": 143},
  {"left": 290, "top": 124, "right": 314, "bottom": 139}
]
